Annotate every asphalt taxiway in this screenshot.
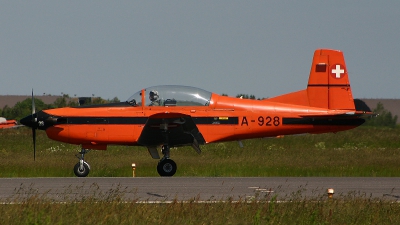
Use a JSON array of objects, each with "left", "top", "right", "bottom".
[{"left": 0, "top": 177, "right": 399, "bottom": 202}]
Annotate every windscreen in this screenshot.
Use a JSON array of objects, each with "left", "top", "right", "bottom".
[{"left": 126, "top": 85, "right": 212, "bottom": 107}]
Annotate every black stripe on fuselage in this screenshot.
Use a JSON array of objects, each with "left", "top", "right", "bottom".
[
  {"left": 193, "top": 117, "right": 239, "bottom": 125},
  {"left": 282, "top": 117, "right": 365, "bottom": 126},
  {"left": 67, "top": 117, "right": 148, "bottom": 124},
  {"left": 62, "top": 116, "right": 239, "bottom": 125}
]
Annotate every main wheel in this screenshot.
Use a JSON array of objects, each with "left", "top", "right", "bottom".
[
  {"left": 157, "top": 159, "right": 177, "bottom": 177},
  {"left": 73, "top": 161, "right": 90, "bottom": 177}
]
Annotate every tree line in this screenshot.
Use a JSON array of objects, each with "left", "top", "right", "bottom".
[
  {"left": 363, "top": 102, "right": 398, "bottom": 128},
  {"left": 0, "top": 94, "right": 120, "bottom": 121}
]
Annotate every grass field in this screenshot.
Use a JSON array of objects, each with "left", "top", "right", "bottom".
[
  {"left": 0, "top": 126, "right": 399, "bottom": 177},
  {"left": 1, "top": 126, "right": 400, "bottom": 224},
  {"left": 2, "top": 190, "right": 400, "bottom": 224}
]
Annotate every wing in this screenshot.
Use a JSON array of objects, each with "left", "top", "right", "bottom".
[{"left": 137, "top": 112, "right": 205, "bottom": 158}]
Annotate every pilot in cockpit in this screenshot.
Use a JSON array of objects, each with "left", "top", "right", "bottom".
[{"left": 149, "top": 90, "right": 160, "bottom": 106}]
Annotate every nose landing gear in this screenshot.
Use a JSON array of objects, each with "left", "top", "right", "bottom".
[{"left": 73, "top": 148, "right": 91, "bottom": 177}]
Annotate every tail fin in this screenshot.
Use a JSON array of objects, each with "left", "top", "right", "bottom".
[
  {"left": 307, "top": 49, "right": 355, "bottom": 110},
  {"left": 268, "top": 49, "right": 355, "bottom": 110}
]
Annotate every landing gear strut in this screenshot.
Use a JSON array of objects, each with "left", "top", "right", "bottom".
[
  {"left": 157, "top": 145, "right": 177, "bottom": 176},
  {"left": 73, "top": 148, "right": 91, "bottom": 177}
]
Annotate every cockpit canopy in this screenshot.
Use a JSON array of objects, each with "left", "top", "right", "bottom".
[{"left": 126, "top": 85, "right": 212, "bottom": 107}]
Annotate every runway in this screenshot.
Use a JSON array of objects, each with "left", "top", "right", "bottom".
[{"left": 0, "top": 177, "right": 399, "bottom": 202}]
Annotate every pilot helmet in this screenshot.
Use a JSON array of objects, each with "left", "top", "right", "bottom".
[{"left": 149, "top": 90, "right": 159, "bottom": 101}]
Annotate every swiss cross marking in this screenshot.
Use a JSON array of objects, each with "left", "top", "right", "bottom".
[{"left": 331, "top": 64, "right": 345, "bottom": 79}]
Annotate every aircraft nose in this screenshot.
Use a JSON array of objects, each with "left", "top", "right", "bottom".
[
  {"left": 20, "top": 114, "right": 36, "bottom": 128},
  {"left": 20, "top": 111, "right": 58, "bottom": 130}
]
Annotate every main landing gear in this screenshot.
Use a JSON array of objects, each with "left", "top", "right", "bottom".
[
  {"left": 157, "top": 145, "right": 177, "bottom": 177},
  {"left": 73, "top": 148, "right": 91, "bottom": 177}
]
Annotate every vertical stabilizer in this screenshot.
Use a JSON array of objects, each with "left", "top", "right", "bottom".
[{"left": 307, "top": 49, "right": 355, "bottom": 110}]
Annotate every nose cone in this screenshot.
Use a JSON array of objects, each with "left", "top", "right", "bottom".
[
  {"left": 20, "top": 114, "right": 36, "bottom": 128},
  {"left": 20, "top": 111, "right": 57, "bottom": 130}
]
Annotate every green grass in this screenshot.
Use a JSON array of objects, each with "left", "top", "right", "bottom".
[
  {"left": 1, "top": 126, "right": 400, "bottom": 177},
  {"left": 2, "top": 126, "right": 400, "bottom": 224},
  {"left": 2, "top": 191, "right": 400, "bottom": 224}
]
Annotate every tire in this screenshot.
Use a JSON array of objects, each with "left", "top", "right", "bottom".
[
  {"left": 73, "top": 161, "right": 90, "bottom": 177},
  {"left": 157, "top": 159, "right": 177, "bottom": 177}
]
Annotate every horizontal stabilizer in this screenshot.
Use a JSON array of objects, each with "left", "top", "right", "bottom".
[{"left": 299, "top": 111, "right": 375, "bottom": 118}]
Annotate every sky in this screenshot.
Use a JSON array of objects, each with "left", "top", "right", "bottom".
[{"left": 1, "top": 1, "right": 399, "bottom": 100}]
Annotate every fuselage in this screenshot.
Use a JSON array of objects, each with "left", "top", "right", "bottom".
[{"left": 28, "top": 92, "right": 363, "bottom": 150}]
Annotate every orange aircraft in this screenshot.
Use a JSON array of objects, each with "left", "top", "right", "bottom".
[
  {"left": 20, "top": 49, "right": 370, "bottom": 177},
  {"left": 0, "top": 117, "right": 19, "bottom": 129}
]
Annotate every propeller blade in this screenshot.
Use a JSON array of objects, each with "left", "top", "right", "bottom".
[
  {"left": 33, "top": 127, "right": 36, "bottom": 161},
  {"left": 32, "top": 89, "right": 36, "bottom": 115},
  {"left": 31, "top": 89, "right": 37, "bottom": 161}
]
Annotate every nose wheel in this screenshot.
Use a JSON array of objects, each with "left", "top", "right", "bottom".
[
  {"left": 157, "top": 145, "right": 177, "bottom": 176},
  {"left": 73, "top": 148, "right": 91, "bottom": 177}
]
